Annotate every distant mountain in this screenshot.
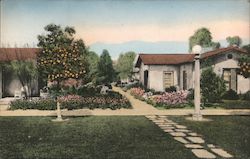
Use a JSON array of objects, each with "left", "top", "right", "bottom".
[
  {"left": 89, "top": 40, "right": 241, "bottom": 60},
  {"left": 89, "top": 41, "right": 189, "bottom": 60}
]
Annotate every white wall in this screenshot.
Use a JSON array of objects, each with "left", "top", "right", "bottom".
[
  {"left": 238, "top": 75, "right": 250, "bottom": 94},
  {"left": 211, "top": 52, "right": 250, "bottom": 93},
  {"left": 148, "top": 65, "right": 179, "bottom": 91}
]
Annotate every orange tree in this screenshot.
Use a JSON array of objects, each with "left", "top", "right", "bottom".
[
  {"left": 37, "top": 24, "right": 89, "bottom": 95},
  {"left": 238, "top": 55, "right": 250, "bottom": 78}
]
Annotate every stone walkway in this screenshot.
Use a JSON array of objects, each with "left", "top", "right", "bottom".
[{"left": 146, "top": 115, "right": 233, "bottom": 159}]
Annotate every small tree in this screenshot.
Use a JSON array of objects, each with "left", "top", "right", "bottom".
[
  {"left": 86, "top": 51, "right": 99, "bottom": 83},
  {"left": 37, "top": 24, "right": 88, "bottom": 120},
  {"left": 226, "top": 36, "right": 242, "bottom": 46},
  {"left": 96, "top": 49, "right": 115, "bottom": 84},
  {"left": 115, "top": 51, "right": 136, "bottom": 80},
  {"left": 201, "top": 67, "right": 226, "bottom": 104},
  {"left": 189, "top": 27, "right": 220, "bottom": 51}
]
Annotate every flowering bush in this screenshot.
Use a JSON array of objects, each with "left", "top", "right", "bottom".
[
  {"left": 60, "top": 96, "right": 131, "bottom": 110},
  {"left": 130, "top": 87, "right": 145, "bottom": 100},
  {"left": 58, "top": 94, "right": 81, "bottom": 102},
  {"left": 10, "top": 92, "right": 131, "bottom": 110},
  {"left": 153, "top": 90, "right": 189, "bottom": 108}
]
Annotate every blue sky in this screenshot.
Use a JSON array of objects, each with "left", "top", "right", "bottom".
[{"left": 1, "top": 0, "right": 249, "bottom": 58}]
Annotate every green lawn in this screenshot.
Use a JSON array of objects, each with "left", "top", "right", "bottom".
[
  {"left": 170, "top": 116, "right": 250, "bottom": 159},
  {"left": 0, "top": 116, "right": 196, "bottom": 159}
]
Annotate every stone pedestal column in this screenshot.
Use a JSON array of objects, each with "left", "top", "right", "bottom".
[
  {"left": 0, "top": 68, "right": 2, "bottom": 98},
  {"left": 192, "top": 54, "right": 202, "bottom": 121}
]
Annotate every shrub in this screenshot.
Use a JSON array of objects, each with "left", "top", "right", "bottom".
[
  {"left": 222, "top": 89, "right": 239, "bottom": 100},
  {"left": 153, "top": 90, "right": 189, "bottom": 106},
  {"left": 10, "top": 92, "right": 131, "bottom": 110},
  {"left": 242, "top": 91, "right": 250, "bottom": 101},
  {"left": 10, "top": 99, "right": 56, "bottom": 110},
  {"left": 165, "top": 86, "right": 177, "bottom": 92},
  {"left": 201, "top": 68, "right": 226, "bottom": 104},
  {"left": 130, "top": 87, "right": 145, "bottom": 100},
  {"left": 60, "top": 96, "right": 131, "bottom": 110},
  {"left": 187, "top": 88, "right": 194, "bottom": 100}
]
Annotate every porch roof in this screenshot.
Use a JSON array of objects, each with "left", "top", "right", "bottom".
[
  {"left": 135, "top": 54, "right": 195, "bottom": 67},
  {"left": 0, "top": 48, "right": 40, "bottom": 62}
]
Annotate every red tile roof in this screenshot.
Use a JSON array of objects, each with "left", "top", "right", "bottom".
[
  {"left": 135, "top": 54, "right": 195, "bottom": 66},
  {"left": 0, "top": 48, "right": 40, "bottom": 61},
  {"left": 135, "top": 46, "right": 248, "bottom": 66},
  {"left": 201, "top": 46, "right": 248, "bottom": 59}
]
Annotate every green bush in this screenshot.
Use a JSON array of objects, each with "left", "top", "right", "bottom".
[
  {"left": 220, "top": 100, "right": 250, "bottom": 109},
  {"left": 165, "top": 86, "right": 177, "bottom": 92},
  {"left": 223, "top": 89, "right": 239, "bottom": 100},
  {"left": 10, "top": 99, "right": 56, "bottom": 110},
  {"left": 201, "top": 68, "right": 226, "bottom": 104},
  {"left": 242, "top": 91, "right": 250, "bottom": 101}
]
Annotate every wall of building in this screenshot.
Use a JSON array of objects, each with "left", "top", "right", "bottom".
[
  {"left": 148, "top": 65, "right": 179, "bottom": 91},
  {"left": 210, "top": 52, "right": 249, "bottom": 93}
]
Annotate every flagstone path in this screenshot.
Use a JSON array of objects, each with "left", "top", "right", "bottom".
[{"left": 146, "top": 115, "right": 233, "bottom": 159}]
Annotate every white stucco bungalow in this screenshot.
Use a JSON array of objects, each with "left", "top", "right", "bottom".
[{"left": 133, "top": 46, "right": 249, "bottom": 94}]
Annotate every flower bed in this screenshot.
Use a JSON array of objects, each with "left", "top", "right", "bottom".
[
  {"left": 10, "top": 92, "right": 131, "bottom": 110},
  {"left": 130, "top": 87, "right": 145, "bottom": 100},
  {"left": 129, "top": 87, "right": 190, "bottom": 109},
  {"left": 152, "top": 91, "right": 189, "bottom": 108},
  {"left": 60, "top": 94, "right": 131, "bottom": 110}
]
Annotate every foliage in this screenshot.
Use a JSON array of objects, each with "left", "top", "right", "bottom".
[
  {"left": 10, "top": 99, "right": 56, "bottom": 110},
  {"left": 201, "top": 58, "right": 214, "bottom": 68},
  {"left": 241, "top": 91, "right": 250, "bottom": 101},
  {"left": 238, "top": 55, "right": 250, "bottom": 78},
  {"left": 10, "top": 91, "right": 131, "bottom": 110},
  {"left": 218, "top": 100, "right": 250, "bottom": 109},
  {"left": 37, "top": 24, "right": 88, "bottom": 88},
  {"left": 5, "top": 59, "right": 37, "bottom": 98},
  {"left": 226, "top": 36, "right": 242, "bottom": 46},
  {"left": 241, "top": 44, "right": 250, "bottom": 53},
  {"left": 187, "top": 88, "right": 194, "bottom": 101},
  {"left": 189, "top": 27, "right": 220, "bottom": 51},
  {"left": 86, "top": 51, "right": 99, "bottom": 83},
  {"left": 130, "top": 87, "right": 190, "bottom": 109},
  {"left": 96, "top": 49, "right": 115, "bottom": 84},
  {"left": 115, "top": 51, "right": 136, "bottom": 80},
  {"left": 222, "top": 89, "right": 239, "bottom": 100},
  {"left": 201, "top": 67, "right": 226, "bottom": 104},
  {"left": 3, "top": 47, "right": 38, "bottom": 98},
  {"left": 123, "top": 81, "right": 143, "bottom": 90},
  {"left": 153, "top": 90, "right": 189, "bottom": 106},
  {"left": 165, "top": 86, "right": 177, "bottom": 92},
  {"left": 130, "top": 87, "right": 145, "bottom": 100}
]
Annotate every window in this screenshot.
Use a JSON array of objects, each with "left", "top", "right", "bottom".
[
  {"left": 163, "top": 72, "right": 174, "bottom": 88},
  {"left": 227, "top": 54, "right": 233, "bottom": 59}
]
